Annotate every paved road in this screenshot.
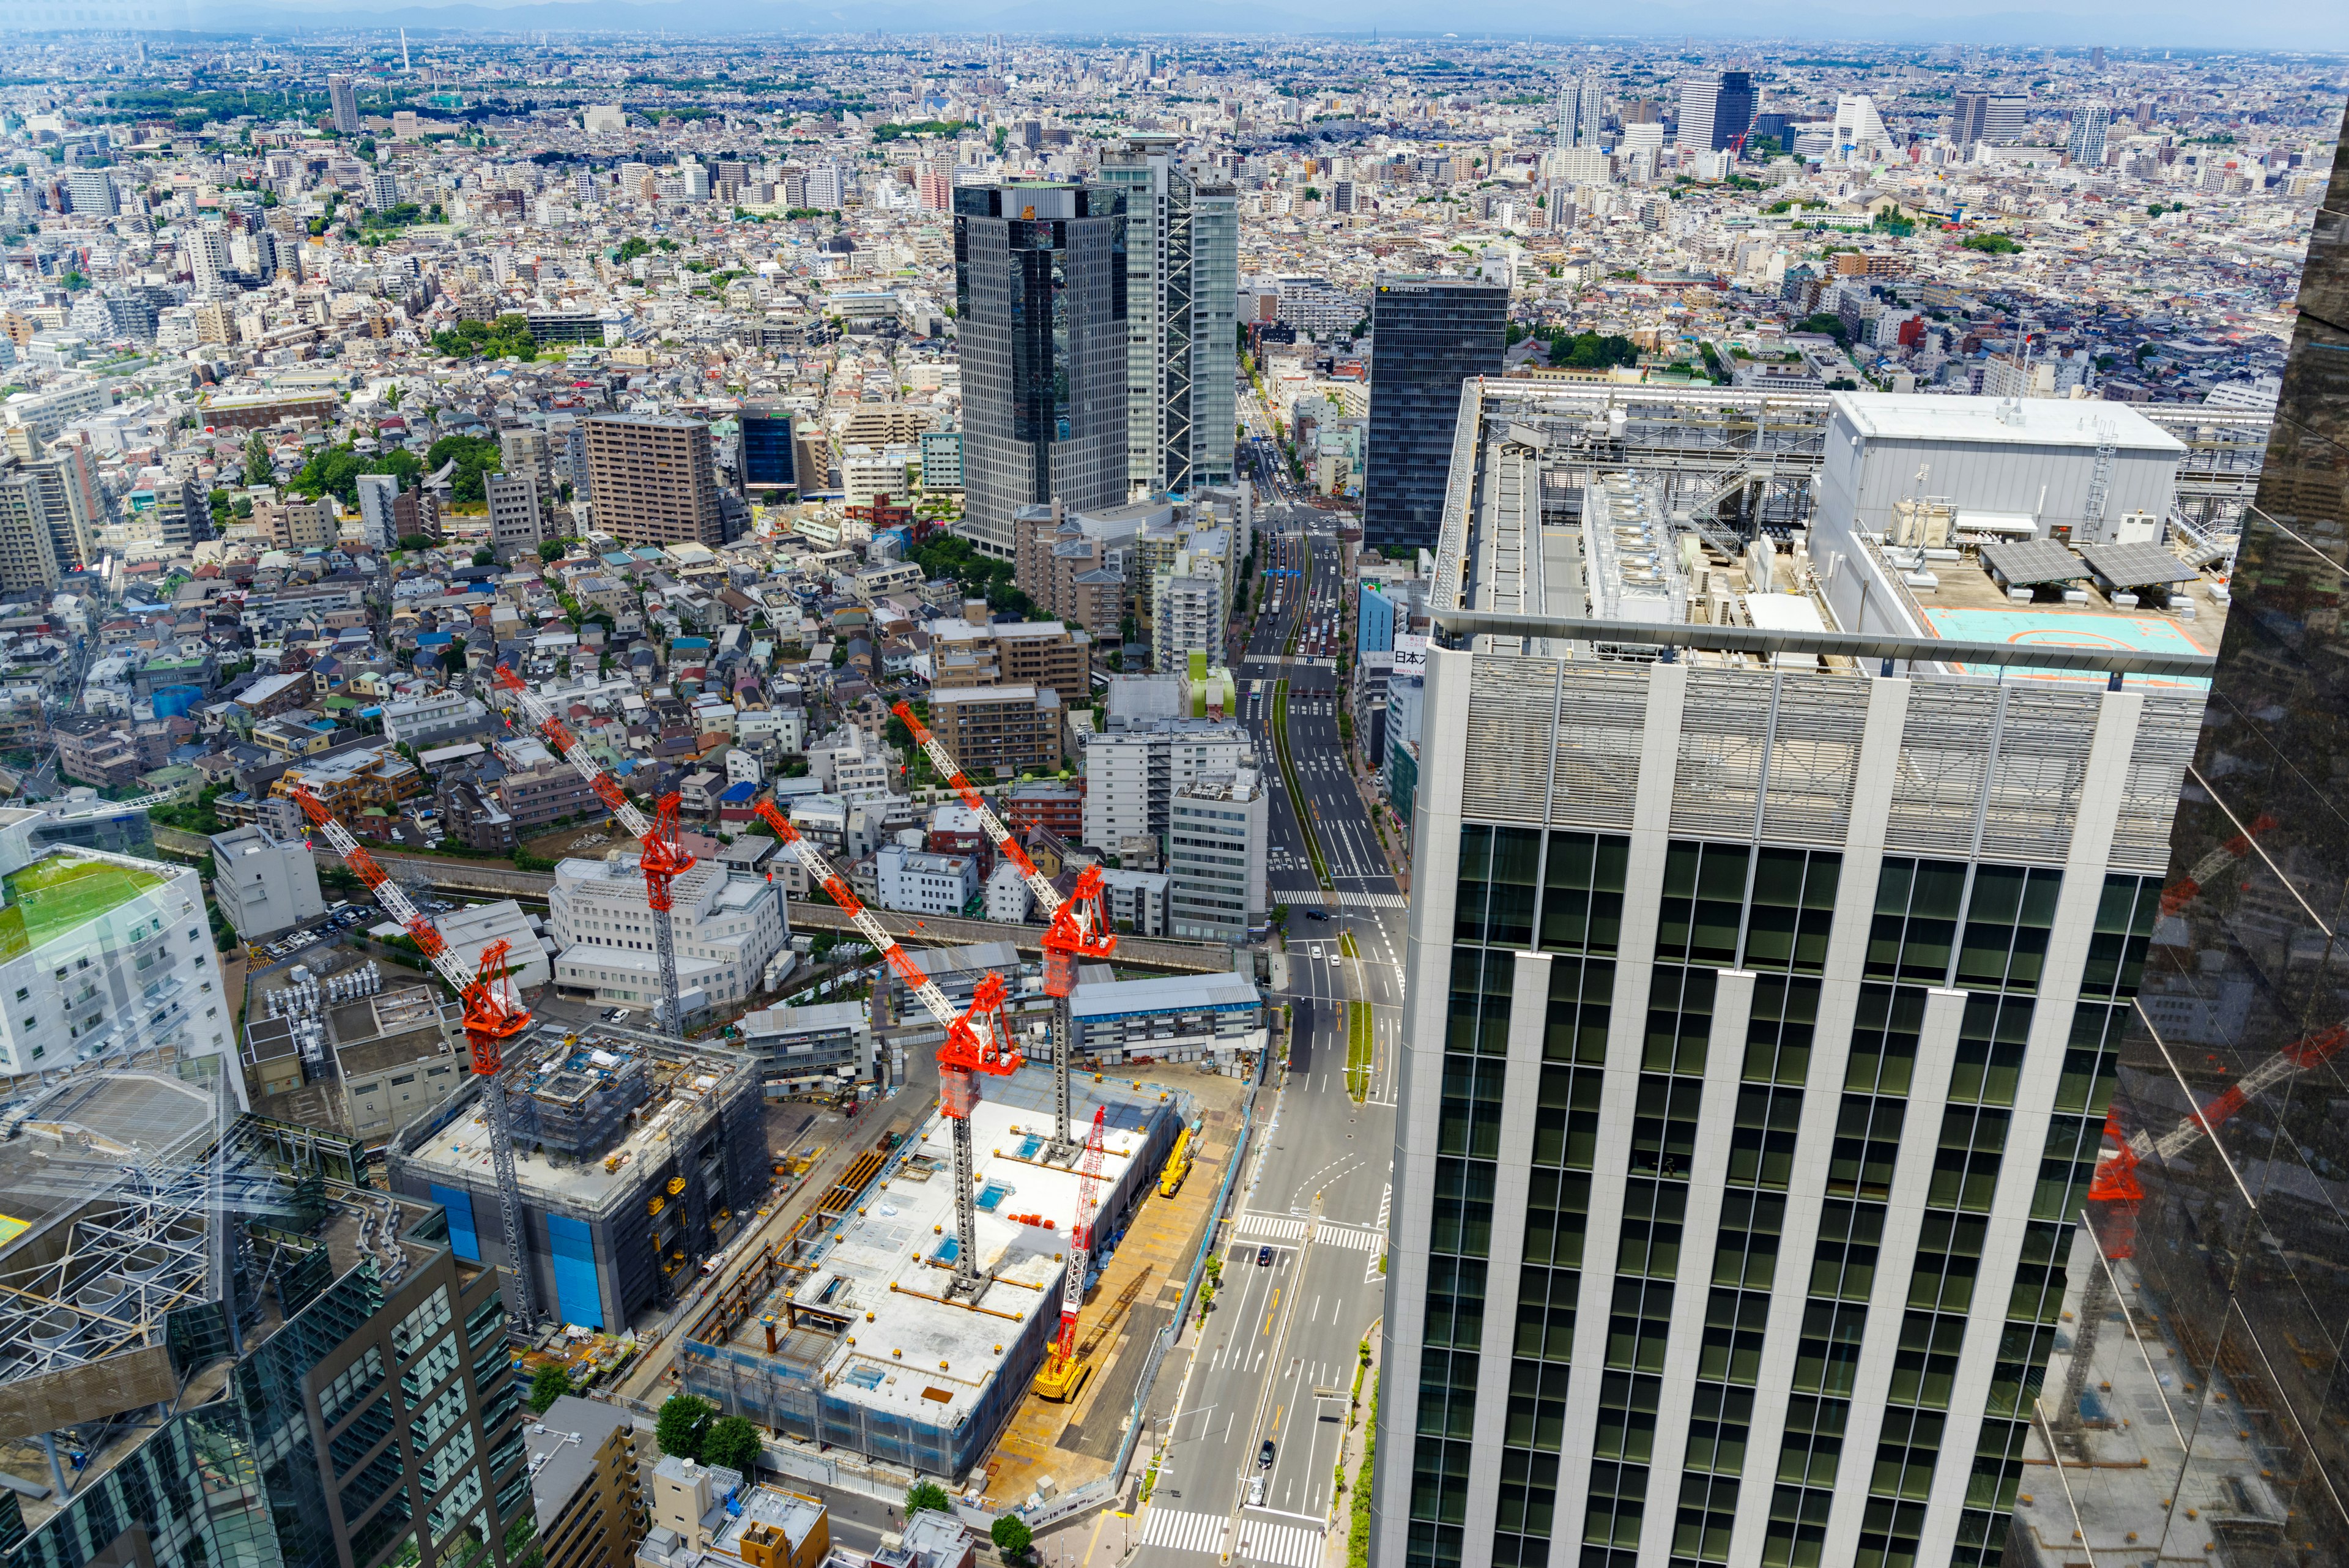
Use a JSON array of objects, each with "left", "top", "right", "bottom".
[{"left": 1115, "top": 507, "right": 1406, "bottom": 1568}]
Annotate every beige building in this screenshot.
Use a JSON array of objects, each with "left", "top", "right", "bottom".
[
  {"left": 586, "top": 415, "right": 721, "bottom": 547},
  {"left": 528, "top": 1395, "right": 648, "bottom": 1568}
]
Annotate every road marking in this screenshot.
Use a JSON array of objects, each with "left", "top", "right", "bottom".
[
  {"left": 1230, "top": 1519, "right": 1325, "bottom": 1568},
  {"left": 1138, "top": 1508, "right": 1231, "bottom": 1555},
  {"left": 1261, "top": 1288, "right": 1280, "bottom": 1337},
  {"left": 1233, "top": 1214, "right": 1386, "bottom": 1252}
]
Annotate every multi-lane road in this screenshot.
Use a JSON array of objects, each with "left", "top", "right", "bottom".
[{"left": 1118, "top": 454, "right": 1407, "bottom": 1568}]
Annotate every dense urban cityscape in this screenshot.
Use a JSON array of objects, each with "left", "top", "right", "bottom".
[{"left": 0, "top": 21, "right": 2332, "bottom": 1568}]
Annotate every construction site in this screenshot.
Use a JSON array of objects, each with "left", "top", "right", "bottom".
[
  {"left": 387, "top": 1026, "right": 768, "bottom": 1334},
  {"left": 675, "top": 1065, "right": 1200, "bottom": 1487}
]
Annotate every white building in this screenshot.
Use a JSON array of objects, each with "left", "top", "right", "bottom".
[
  {"left": 209, "top": 823, "right": 325, "bottom": 940},
  {"left": 1151, "top": 572, "right": 1222, "bottom": 673},
  {"left": 355, "top": 472, "right": 399, "bottom": 553},
  {"left": 1167, "top": 768, "right": 1267, "bottom": 942},
  {"left": 1078, "top": 719, "right": 1253, "bottom": 856},
  {"left": 809, "top": 724, "right": 894, "bottom": 804},
  {"left": 549, "top": 855, "right": 789, "bottom": 1014},
  {"left": 875, "top": 844, "right": 978, "bottom": 917},
  {"left": 435, "top": 899, "right": 551, "bottom": 991},
  {"left": 485, "top": 470, "right": 546, "bottom": 556},
  {"left": 984, "top": 858, "right": 1033, "bottom": 923},
  {"left": 0, "top": 811, "right": 239, "bottom": 1093},
  {"left": 379, "top": 691, "right": 493, "bottom": 749}
]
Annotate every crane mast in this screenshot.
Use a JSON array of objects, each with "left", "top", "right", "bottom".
[
  {"left": 290, "top": 784, "right": 540, "bottom": 1329},
  {"left": 891, "top": 700, "right": 1116, "bottom": 1161},
  {"left": 1035, "top": 1105, "right": 1108, "bottom": 1400},
  {"left": 492, "top": 667, "right": 695, "bottom": 1037},
  {"left": 751, "top": 798, "right": 1021, "bottom": 1299}
]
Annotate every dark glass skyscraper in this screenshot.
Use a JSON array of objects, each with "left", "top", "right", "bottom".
[
  {"left": 1364, "top": 277, "right": 1507, "bottom": 556},
  {"left": 953, "top": 182, "right": 1129, "bottom": 558},
  {"left": 739, "top": 407, "right": 796, "bottom": 491},
  {"left": 2013, "top": 113, "right": 2349, "bottom": 1567}
]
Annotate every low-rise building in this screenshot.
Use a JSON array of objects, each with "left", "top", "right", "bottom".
[
  {"left": 380, "top": 690, "right": 495, "bottom": 749},
  {"left": 209, "top": 822, "right": 325, "bottom": 940},
  {"left": 549, "top": 856, "right": 789, "bottom": 1019},
  {"left": 335, "top": 985, "right": 466, "bottom": 1143},
  {"left": 436, "top": 898, "right": 551, "bottom": 990},
  {"left": 734, "top": 1000, "right": 873, "bottom": 1090},
  {"left": 1071, "top": 970, "right": 1265, "bottom": 1068},
  {"left": 875, "top": 843, "right": 978, "bottom": 916},
  {"left": 1096, "top": 865, "right": 1170, "bottom": 937}
]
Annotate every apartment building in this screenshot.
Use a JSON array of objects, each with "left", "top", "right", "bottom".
[
  {"left": 527, "top": 1395, "right": 647, "bottom": 1568},
  {"left": 585, "top": 415, "right": 722, "bottom": 548},
  {"left": 1166, "top": 768, "right": 1267, "bottom": 942},
  {"left": 1078, "top": 718, "right": 1253, "bottom": 857},
  {"left": 209, "top": 822, "right": 326, "bottom": 940},
  {"left": 924, "top": 683, "right": 1063, "bottom": 779},
  {"left": 928, "top": 619, "right": 1093, "bottom": 705},
  {"left": 498, "top": 757, "right": 608, "bottom": 828},
  {"left": 876, "top": 844, "right": 979, "bottom": 916}
]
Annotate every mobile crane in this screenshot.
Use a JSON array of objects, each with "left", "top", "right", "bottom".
[
  {"left": 891, "top": 700, "right": 1116, "bottom": 1163},
  {"left": 492, "top": 667, "right": 697, "bottom": 1038},
  {"left": 289, "top": 784, "right": 540, "bottom": 1328},
  {"left": 751, "top": 797, "right": 1021, "bottom": 1300},
  {"left": 1034, "top": 1104, "right": 1108, "bottom": 1400}
]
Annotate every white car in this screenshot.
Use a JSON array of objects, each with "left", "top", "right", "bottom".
[
  {"left": 1247, "top": 1476, "right": 1266, "bottom": 1507},
  {"left": 1309, "top": 946, "right": 1323, "bottom": 961}
]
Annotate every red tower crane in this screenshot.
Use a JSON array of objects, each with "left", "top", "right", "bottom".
[
  {"left": 1036, "top": 1104, "right": 1108, "bottom": 1400},
  {"left": 892, "top": 700, "right": 1116, "bottom": 1161},
  {"left": 751, "top": 797, "right": 1022, "bottom": 1298},
  {"left": 290, "top": 784, "right": 540, "bottom": 1328},
  {"left": 493, "top": 667, "right": 696, "bottom": 1036}
]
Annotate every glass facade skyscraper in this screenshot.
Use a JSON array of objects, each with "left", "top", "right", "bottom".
[
  {"left": 17, "top": 1198, "right": 530, "bottom": 1568},
  {"left": 738, "top": 407, "right": 796, "bottom": 492},
  {"left": 1099, "top": 138, "right": 1239, "bottom": 499},
  {"left": 1373, "top": 379, "right": 2217, "bottom": 1568},
  {"left": 2009, "top": 114, "right": 2349, "bottom": 1568},
  {"left": 952, "top": 182, "right": 1129, "bottom": 558},
  {"left": 1364, "top": 278, "right": 1506, "bottom": 557}
]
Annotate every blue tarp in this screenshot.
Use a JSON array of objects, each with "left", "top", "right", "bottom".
[{"left": 429, "top": 1183, "right": 480, "bottom": 1263}]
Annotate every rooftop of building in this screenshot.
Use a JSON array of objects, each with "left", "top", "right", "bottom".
[
  {"left": 393, "top": 1025, "right": 755, "bottom": 1216},
  {"left": 525, "top": 1393, "right": 635, "bottom": 1526},
  {"left": 708, "top": 1071, "right": 1174, "bottom": 1432},
  {"left": 0, "top": 850, "right": 169, "bottom": 959},
  {"left": 1436, "top": 383, "right": 2230, "bottom": 688},
  {"left": 1825, "top": 389, "right": 2188, "bottom": 453},
  {"left": 1068, "top": 970, "right": 1260, "bottom": 1020}
]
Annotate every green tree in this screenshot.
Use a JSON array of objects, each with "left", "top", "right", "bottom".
[
  {"left": 473, "top": 548, "right": 497, "bottom": 567},
  {"left": 527, "top": 1364, "right": 573, "bottom": 1413},
  {"left": 655, "top": 1394, "right": 715, "bottom": 1459},
  {"left": 424, "top": 434, "right": 504, "bottom": 505},
  {"left": 702, "top": 1416, "right": 765, "bottom": 1475},
  {"left": 243, "top": 431, "right": 272, "bottom": 486},
  {"left": 1961, "top": 232, "right": 2019, "bottom": 255},
  {"left": 990, "top": 1517, "right": 1033, "bottom": 1559},
  {"left": 538, "top": 538, "right": 570, "bottom": 562},
  {"left": 430, "top": 314, "right": 538, "bottom": 362},
  {"left": 905, "top": 1481, "right": 952, "bottom": 1518}
]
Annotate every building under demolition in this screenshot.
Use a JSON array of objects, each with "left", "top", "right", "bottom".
[
  {"left": 677, "top": 1069, "right": 1184, "bottom": 1479},
  {"left": 388, "top": 1028, "right": 768, "bottom": 1332}
]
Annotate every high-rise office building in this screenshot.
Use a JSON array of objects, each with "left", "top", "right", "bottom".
[
  {"left": 953, "top": 182, "right": 1130, "bottom": 558},
  {"left": 62, "top": 168, "right": 116, "bottom": 217},
  {"left": 584, "top": 415, "right": 722, "bottom": 547},
  {"left": 2013, "top": 112, "right": 2349, "bottom": 1568},
  {"left": 1675, "top": 72, "right": 1755, "bottom": 154},
  {"left": 2064, "top": 106, "right": 2112, "bottom": 168},
  {"left": 1362, "top": 277, "right": 1505, "bottom": 556},
  {"left": 1833, "top": 95, "right": 1891, "bottom": 157},
  {"left": 328, "top": 72, "right": 360, "bottom": 134},
  {"left": 1950, "top": 91, "right": 2028, "bottom": 152},
  {"left": 1100, "top": 136, "right": 1238, "bottom": 498},
  {"left": 1372, "top": 381, "right": 2217, "bottom": 1568}
]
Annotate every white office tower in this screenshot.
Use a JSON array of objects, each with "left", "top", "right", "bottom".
[
  {"left": 1833, "top": 94, "right": 1891, "bottom": 159},
  {"left": 1097, "top": 136, "right": 1238, "bottom": 496},
  {"left": 2065, "top": 106, "right": 2112, "bottom": 168},
  {"left": 328, "top": 73, "right": 360, "bottom": 135},
  {"left": 1371, "top": 382, "right": 2213, "bottom": 1568}
]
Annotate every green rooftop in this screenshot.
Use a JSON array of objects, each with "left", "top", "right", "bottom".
[{"left": 0, "top": 855, "right": 168, "bottom": 959}]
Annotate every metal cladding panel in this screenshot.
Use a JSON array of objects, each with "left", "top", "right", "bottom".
[
  {"left": 2109, "top": 693, "right": 2202, "bottom": 873},
  {"left": 1549, "top": 664, "right": 1646, "bottom": 830},
  {"left": 1672, "top": 670, "right": 1771, "bottom": 840},
  {"left": 1458, "top": 656, "right": 1557, "bottom": 824},
  {"left": 1758, "top": 677, "right": 1868, "bottom": 847},
  {"left": 1882, "top": 683, "right": 2002, "bottom": 860},
  {"left": 0, "top": 1344, "right": 176, "bottom": 1437},
  {"left": 430, "top": 1182, "right": 480, "bottom": 1263}
]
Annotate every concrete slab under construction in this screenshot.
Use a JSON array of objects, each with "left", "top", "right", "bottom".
[{"left": 679, "top": 1068, "right": 1185, "bottom": 1481}]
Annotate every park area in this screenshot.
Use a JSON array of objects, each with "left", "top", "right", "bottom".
[{"left": 0, "top": 855, "right": 167, "bottom": 959}]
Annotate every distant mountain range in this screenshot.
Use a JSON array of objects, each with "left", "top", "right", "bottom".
[{"left": 143, "top": 0, "right": 2307, "bottom": 48}]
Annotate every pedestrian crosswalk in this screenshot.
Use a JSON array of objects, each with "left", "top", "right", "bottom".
[
  {"left": 1335, "top": 891, "right": 1408, "bottom": 909},
  {"left": 1233, "top": 1213, "right": 1307, "bottom": 1241},
  {"left": 1231, "top": 1213, "right": 1386, "bottom": 1252},
  {"left": 1232, "top": 1520, "right": 1325, "bottom": 1568},
  {"left": 1140, "top": 1508, "right": 1230, "bottom": 1555}
]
